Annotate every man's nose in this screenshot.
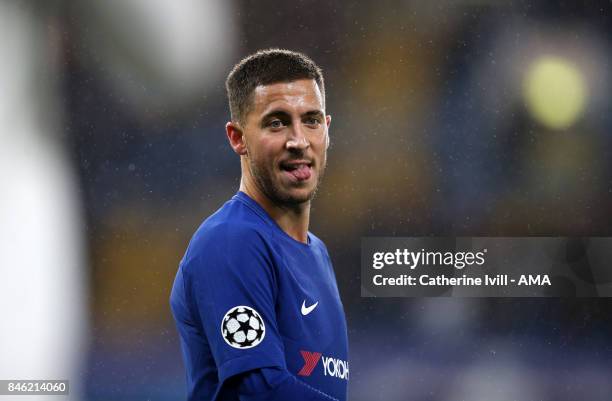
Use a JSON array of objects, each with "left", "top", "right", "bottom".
[{"left": 286, "top": 124, "right": 310, "bottom": 150}]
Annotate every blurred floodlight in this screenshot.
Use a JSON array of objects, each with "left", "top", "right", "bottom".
[
  {"left": 524, "top": 56, "right": 587, "bottom": 130},
  {"left": 74, "top": 0, "right": 237, "bottom": 115}
]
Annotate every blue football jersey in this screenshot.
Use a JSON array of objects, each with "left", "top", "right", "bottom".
[{"left": 170, "top": 191, "right": 349, "bottom": 401}]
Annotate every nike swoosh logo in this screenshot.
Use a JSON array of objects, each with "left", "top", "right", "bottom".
[{"left": 301, "top": 300, "right": 319, "bottom": 316}]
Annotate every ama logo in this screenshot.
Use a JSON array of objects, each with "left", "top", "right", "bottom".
[{"left": 298, "top": 350, "right": 349, "bottom": 381}]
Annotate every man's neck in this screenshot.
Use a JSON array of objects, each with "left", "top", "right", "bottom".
[{"left": 240, "top": 181, "right": 310, "bottom": 244}]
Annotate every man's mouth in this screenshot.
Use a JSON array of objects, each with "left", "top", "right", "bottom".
[{"left": 280, "top": 160, "right": 313, "bottom": 181}]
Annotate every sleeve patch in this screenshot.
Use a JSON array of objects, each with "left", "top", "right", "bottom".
[{"left": 221, "top": 305, "right": 266, "bottom": 349}]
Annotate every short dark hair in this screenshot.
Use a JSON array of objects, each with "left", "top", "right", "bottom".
[{"left": 225, "top": 48, "right": 325, "bottom": 124}]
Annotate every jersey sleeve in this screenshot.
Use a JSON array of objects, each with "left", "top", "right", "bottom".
[
  {"left": 180, "top": 222, "right": 286, "bottom": 385},
  {"left": 236, "top": 367, "right": 340, "bottom": 401}
]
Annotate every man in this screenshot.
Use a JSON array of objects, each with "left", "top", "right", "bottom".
[{"left": 170, "top": 49, "right": 349, "bottom": 401}]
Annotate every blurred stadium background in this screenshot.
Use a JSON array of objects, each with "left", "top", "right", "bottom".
[{"left": 1, "top": 1, "right": 612, "bottom": 400}]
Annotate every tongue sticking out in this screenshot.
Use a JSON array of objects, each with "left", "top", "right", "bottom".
[{"left": 288, "top": 164, "right": 311, "bottom": 181}]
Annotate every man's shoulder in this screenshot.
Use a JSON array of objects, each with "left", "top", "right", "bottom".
[
  {"left": 193, "top": 217, "right": 270, "bottom": 248},
  {"left": 182, "top": 196, "right": 275, "bottom": 266},
  {"left": 308, "top": 231, "right": 329, "bottom": 252},
  {"left": 196, "top": 195, "right": 272, "bottom": 241}
]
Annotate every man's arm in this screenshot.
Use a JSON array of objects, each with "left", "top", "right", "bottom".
[{"left": 235, "top": 367, "right": 339, "bottom": 401}]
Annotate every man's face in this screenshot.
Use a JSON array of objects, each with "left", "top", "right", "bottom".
[{"left": 240, "top": 79, "right": 330, "bottom": 207}]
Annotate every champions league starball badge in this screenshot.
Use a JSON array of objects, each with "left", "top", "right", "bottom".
[{"left": 221, "top": 306, "right": 265, "bottom": 349}]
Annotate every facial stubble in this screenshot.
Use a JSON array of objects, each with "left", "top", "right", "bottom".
[{"left": 245, "top": 146, "right": 327, "bottom": 208}]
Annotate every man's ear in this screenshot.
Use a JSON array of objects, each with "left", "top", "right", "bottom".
[
  {"left": 226, "top": 121, "right": 247, "bottom": 156},
  {"left": 325, "top": 115, "right": 332, "bottom": 149}
]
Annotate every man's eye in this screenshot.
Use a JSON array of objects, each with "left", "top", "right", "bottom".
[
  {"left": 269, "top": 120, "right": 284, "bottom": 129},
  {"left": 305, "top": 117, "right": 322, "bottom": 126}
]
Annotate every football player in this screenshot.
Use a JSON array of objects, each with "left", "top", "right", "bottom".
[{"left": 170, "top": 49, "right": 348, "bottom": 401}]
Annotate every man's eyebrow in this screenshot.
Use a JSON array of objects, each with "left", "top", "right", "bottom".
[
  {"left": 260, "top": 109, "right": 324, "bottom": 122},
  {"left": 261, "top": 110, "right": 291, "bottom": 121},
  {"left": 303, "top": 110, "right": 324, "bottom": 118}
]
